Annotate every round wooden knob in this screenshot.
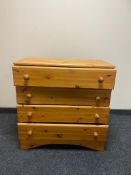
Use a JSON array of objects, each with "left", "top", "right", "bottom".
[
  {"left": 28, "top": 130, "right": 33, "bottom": 136},
  {"left": 28, "top": 112, "right": 32, "bottom": 117},
  {"left": 26, "top": 93, "right": 32, "bottom": 99},
  {"left": 99, "top": 76, "right": 104, "bottom": 83},
  {"left": 24, "top": 74, "right": 30, "bottom": 80},
  {"left": 95, "top": 113, "right": 100, "bottom": 119},
  {"left": 94, "top": 131, "right": 98, "bottom": 137},
  {"left": 27, "top": 112, "right": 32, "bottom": 120},
  {"left": 96, "top": 96, "right": 101, "bottom": 101}
]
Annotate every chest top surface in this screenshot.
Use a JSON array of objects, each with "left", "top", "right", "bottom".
[{"left": 13, "top": 57, "right": 115, "bottom": 69}]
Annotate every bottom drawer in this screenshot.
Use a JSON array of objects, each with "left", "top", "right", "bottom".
[{"left": 18, "top": 123, "right": 109, "bottom": 151}]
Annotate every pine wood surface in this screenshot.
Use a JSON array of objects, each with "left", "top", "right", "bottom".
[
  {"left": 18, "top": 123, "right": 109, "bottom": 150},
  {"left": 17, "top": 105, "right": 109, "bottom": 124},
  {"left": 16, "top": 87, "right": 111, "bottom": 106},
  {"left": 13, "top": 66, "right": 116, "bottom": 89},
  {"left": 12, "top": 58, "right": 116, "bottom": 150},
  {"left": 14, "top": 58, "right": 115, "bottom": 69}
]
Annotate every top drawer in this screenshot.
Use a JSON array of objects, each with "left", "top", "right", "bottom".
[{"left": 13, "top": 66, "right": 116, "bottom": 89}]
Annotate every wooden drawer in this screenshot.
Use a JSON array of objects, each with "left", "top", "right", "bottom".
[
  {"left": 16, "top": 87, "right": 111, "bottom": 106},
  {"left": 13, "top": 66, "right": 116, "bottom": 89},
  {"left": 18, "top": 123, "right": 109, "bottom": 150},
  {"left": 17, "top": 105, "right": 109, "bottom": 124}
]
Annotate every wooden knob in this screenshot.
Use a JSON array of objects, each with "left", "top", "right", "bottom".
[
  {"left": 95, "top": 113, "right": 100, "bottom": 119},
  {"left": 28, "top": 130, "right": 33, "bottom": 136},
  {"left": 27, "top": 112, "right": 32, "bottom": 117},
  {"left": 96, "top": 96, "right": 101, "bottom": 101},
  {"left": 94, "top": 131, "right": 98, "bottom": 137},
  {"left": 27, "top": 112, "right": 32, "bottom": 121},
  {"left": 26, "top": 93, "right": 32, "bottom": 99},
  {"left": 99, "top": 76, "right": 104, "bottom": 83},
  {"left": 24, "top": 74, "right": 30, "bottom": 80}
]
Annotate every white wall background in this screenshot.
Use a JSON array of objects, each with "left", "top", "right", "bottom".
[{"left": 0, "top": 0, "right": 131, "bottom": 109}]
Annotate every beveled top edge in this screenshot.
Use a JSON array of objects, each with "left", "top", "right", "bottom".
[{"left": 13, "top": 57, "right": 115, "bottom": 69}]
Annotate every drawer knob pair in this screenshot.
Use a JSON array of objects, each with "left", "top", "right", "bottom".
[
  {"left": 24, "top": 74, "right": 30, "bottom": 80},
  {"left": 98, "top": 76, "right": 104, "bottom": 83}
]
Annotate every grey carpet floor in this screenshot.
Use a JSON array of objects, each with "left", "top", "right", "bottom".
[{"left": 0, "top": 110, "right": 131, "bottom": 175}]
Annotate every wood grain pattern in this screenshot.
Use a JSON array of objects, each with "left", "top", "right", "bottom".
[
  {"left": 17, "top": 105, "right": 109, "bottom": 124},
  {"left": 12, "top": 58, "right": 116, "bottom": 151},
  {"left": 14, "top": 58, "right": 115, "bottom": 69},
  {"left": 16, "top": 87, "right": 111, "bottom": 106},
  {"left": 13, "top": 66, "right": 116, "bottom": 89},
  {"left": 18, "top": 123, "right": 109, "bottom": 150}
]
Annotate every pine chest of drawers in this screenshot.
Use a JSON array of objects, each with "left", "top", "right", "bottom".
[{"left": 12, "top": 58, "right": 116, "bottom": 151}]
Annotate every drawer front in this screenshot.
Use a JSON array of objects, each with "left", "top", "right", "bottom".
[
  {"left": 18, "top": 123, "right": 109, "bottom": 150},
  {"left": 13, "top": 66, "right": 116, "bottom": 89},
  {"left": 17, "top": 105, "right": 109, "bottom": 124},
  {"left": 16, "top": 87, "right": 111, "bottom": 107}
]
